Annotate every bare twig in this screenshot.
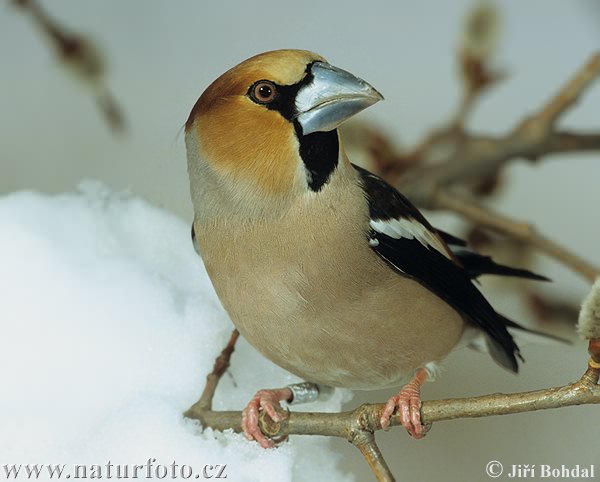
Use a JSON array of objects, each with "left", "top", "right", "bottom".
[
  {"left": 455, "top": 2, "right": 503, "bottom": 128},
  {"left": 186, "top": 363, "right": 600, "bottom": 440},
  {"left": 186, "top": 346, "right": 600, "bottom": 482},
  {"left": 432, "top": 189, "right": 600, "bottom": 282},
  {"left": 527, "top": 292, "right": 580, "bottom": 325},
  {"left": 184, "top": 329, "right": 239, "bottom": 414},
  {"left": 422, "top": 365, "right": 599, "bottom": 421},
  {"left": 395, "top": 53, "right": 600, "bottom": 207},
  {"left": 536, "top": 53, "right": 600, "bottom": 126},
  {"left": 542, "top": 131, "right": 600, "bottom": 156},
  {"left": 351, "top": 431, "right": 394, "bottom": 482},
  {"left": 11, "top": 0, "right": 127, "bottom": 134},
  {"left": 184, "top": 330, "right": 600, "bottom": 482}
]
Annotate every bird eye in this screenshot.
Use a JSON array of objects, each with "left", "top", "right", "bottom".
[{"left": 250, "top": 81, "right": 277, "bottom": 104}]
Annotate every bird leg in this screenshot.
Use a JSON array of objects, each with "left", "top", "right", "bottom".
[
  {"left": 380, "top": 367, "right": 430, "bottom": 439},
  {"left": 241, "top": 382, "right": 332, "bottom": 448},
  {"left": 241, "top": 387, "right": 292, "bottom": 448}
]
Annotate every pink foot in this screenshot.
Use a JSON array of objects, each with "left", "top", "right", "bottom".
[
  {"left": 241, "top": 387, "right": 292, "bottom": 448},
  {"left": 380, "top": 367, "right": 430, "bottom": 439}
]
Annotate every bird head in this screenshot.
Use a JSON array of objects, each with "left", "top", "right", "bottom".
[{"left": 186, "top": 50, "right": 382, "bottom": 216}]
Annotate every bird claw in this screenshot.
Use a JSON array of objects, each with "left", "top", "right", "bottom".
[
  {"left": 380, "top": 368, "right": 430, "bottom": 439},
  {"left": 241, "top": 388, "right": 291, "bottom": 448}
]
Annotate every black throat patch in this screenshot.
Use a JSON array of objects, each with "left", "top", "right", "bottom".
[{"left": 294, "top": 126, "right": 339, "bottom": 192}]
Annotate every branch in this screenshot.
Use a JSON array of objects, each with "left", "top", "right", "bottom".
[
  {"left": 432, "top": 189, "right": 600, "bottom": 282},
  {"left": 351, "top": 431, "right": 394, "bottom": 482},
  {"left": 454, "top": 1, "right": 503, "bottom": 128},
  {"left": 185, "top": 330, "right": 600, "bottom": 482},
  {"left": 184, "top": 329, "right": 239, "bottom": 415},
  {"left": 536, "top": 53, "right": 600, "bottom": 126},
  {"left": 526, "top": 291, "right": 580, "bottom": 325},
  {"left": 396, "top": 52, "right": 600, "bottom": 206},
  {"left": 543, "top": 131, "right": 600, "bottom": 156},
  {"left": 11, "top": 0, "right": 127, "bottom": 134},
  {"left": 186, "top": 364, "right": 600, "bottom": 440}
]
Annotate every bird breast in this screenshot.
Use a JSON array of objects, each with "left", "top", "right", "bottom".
[{"left": 194, "top": 175, "right": 465, "bottom": 390}]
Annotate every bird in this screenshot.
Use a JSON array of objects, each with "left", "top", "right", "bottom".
[{"left": 185, "top": 49, "right": 553, "bottom": 448}]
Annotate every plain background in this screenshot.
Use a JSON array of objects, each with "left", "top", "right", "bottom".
[{"left": 2, "top": 1, "right": 599, "bottom": 480}]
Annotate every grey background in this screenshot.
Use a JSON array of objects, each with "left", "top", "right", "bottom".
[{"left": 2, "top": 1, "right": 599, "bottom": 480}]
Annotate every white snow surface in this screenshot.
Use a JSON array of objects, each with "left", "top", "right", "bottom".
[{"left": 0, "top": 182, "right": 353, "bottom": 481}]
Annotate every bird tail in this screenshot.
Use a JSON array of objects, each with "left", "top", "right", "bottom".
[{"left": 465, "top": 313, "right": 569, "bottom": 374}]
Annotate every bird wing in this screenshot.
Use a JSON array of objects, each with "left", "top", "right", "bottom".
[
  {"left": 436, "top": 230, "right": 549, "bottom": 281},
  {"left": 450, "top": 248, "right": 549, "bottom": 281},
  {"left": 354, "top": 164, "right": 522, "bottom": 372},
  {"left": 435, "top": 229, "right": 468, "bottom": 247}
]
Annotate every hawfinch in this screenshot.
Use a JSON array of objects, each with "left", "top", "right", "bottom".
[{"left": 185, "top": 50, "right": 549, "bottom": 447}]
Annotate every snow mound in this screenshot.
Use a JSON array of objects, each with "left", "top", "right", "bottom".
[{"left": 0, "top": 182, "right": 353, "bottom": 481}]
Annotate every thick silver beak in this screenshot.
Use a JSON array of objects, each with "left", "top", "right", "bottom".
[{"left": 295, "top": 62, "right": 383, "bottom": 135}]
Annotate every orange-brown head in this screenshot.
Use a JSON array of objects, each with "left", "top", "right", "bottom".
[{"left": 185, "top": 49, "right": 382, "bottom": 218}]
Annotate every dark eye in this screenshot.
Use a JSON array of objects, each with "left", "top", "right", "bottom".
[{"left": 250, "top": 81, "right": 277, "bottom": 104}]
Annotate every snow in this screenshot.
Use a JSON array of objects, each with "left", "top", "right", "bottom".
[{"left": 0, "top": 182, "right": 353, "bottom": 481}]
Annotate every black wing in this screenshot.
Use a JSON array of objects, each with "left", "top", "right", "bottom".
[
  {"left": 451, "top": 248, "right": 549, "bottom": 281},
  {"left": 354, "top": 165, "right": 523, "bottom": 372},
  {"left": 436, "top": 229, "right": 467, "bottom": 247}
]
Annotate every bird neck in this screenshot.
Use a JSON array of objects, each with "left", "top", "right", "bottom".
[
  {"left": 296, "top": 127, "right": 340, "bottom": 193},
  {"left": 186, "top": 128, "right": 350, "bottom": 223},
  {"left": 186, "top": 136, "right": 302, "bottom": 222}
]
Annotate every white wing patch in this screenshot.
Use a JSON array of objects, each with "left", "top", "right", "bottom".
[
  {"left": 369, "top": 217, "right": 451, "bottom": 259},
  {"left": 368, "top": 237, "right": 380, "bottom": 247}
]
